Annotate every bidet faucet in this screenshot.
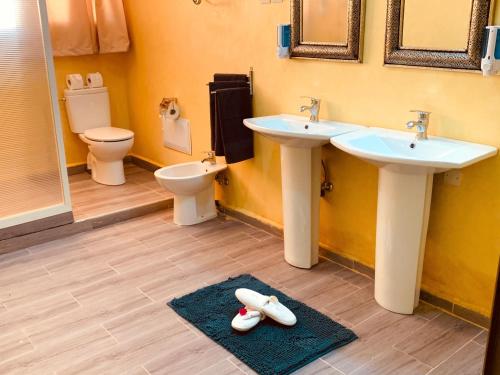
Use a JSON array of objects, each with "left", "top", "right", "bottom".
[
  {"left": 201, "top": 151, "right": 216, "bottom": 164},
  {"left": 406, "top": 110, "right": 431, "bottom": 140},
  {"left": 300, "top": 96, "right": 321, "bottom": 123}
]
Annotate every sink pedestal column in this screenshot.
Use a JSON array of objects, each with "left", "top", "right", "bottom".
[
  {"left": 280, "top": 145, "right": 321, "bottom": 269},
  {"left": 375, "top": 166, "right": 434, "bottom": 314}
]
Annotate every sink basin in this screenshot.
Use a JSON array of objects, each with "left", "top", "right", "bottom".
[
  {"left": 331, "top": 127, "right": 497, "bottom": 314},
  {"left": 244, "top": 114, "right": 364, "bottom": 268},
  {"left": 331, "top": 127, "right": 497, "bottom": 172},
  {"left": 244, "top": 114, "right": 363, "bottom": 148}
]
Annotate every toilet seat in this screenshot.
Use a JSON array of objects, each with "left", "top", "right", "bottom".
[{"left": 84, "top": 127, "right": 134, "bottom": 142}]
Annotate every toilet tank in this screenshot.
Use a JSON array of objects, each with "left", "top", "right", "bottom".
[{"left": 64, "top": 87, "right": 111, "bottom": 133}]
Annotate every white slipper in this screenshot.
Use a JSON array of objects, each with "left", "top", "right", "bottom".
[
  {"left": 235, "top": 288, "right": 297, "bottom": 326},
  {"left": 231, "top": 307, "right": 264, "bottom": 332}
]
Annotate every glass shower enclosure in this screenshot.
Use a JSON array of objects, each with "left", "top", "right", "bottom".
[{"left": 0, "top": 0, "right": 72, "bottom": 238}]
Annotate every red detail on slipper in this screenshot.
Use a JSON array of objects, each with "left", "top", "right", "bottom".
[{"left": 239, "top": 307, "right": 247, "bottom": 316}]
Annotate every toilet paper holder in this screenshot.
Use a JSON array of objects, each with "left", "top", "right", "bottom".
[{"left": 159, "top": 97, "right": 178, "bottom": 117}]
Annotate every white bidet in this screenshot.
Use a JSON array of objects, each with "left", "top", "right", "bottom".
[{"left": 154, "top": 161, "right": 227, "bottom": 225}]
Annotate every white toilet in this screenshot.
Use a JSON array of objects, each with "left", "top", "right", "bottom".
[
  {"left": 155, "top": 161, "right": 227, "bottom": 225},
  {"left": 64, "top": 87, "right": 134, "bottom": 186}
]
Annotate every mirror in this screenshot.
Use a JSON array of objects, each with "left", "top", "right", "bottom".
[
  {"left": 291, "top": 0, "right": 364, "bottom": 61},
  {"left": 402, "top": 0, "right": 473, "bottom": 51},
  {"left": 302, "top": 0, "right": 348, "bottom": 45},
  {"left": 385, "top": 0, "right": 491, "bottom": 70}
]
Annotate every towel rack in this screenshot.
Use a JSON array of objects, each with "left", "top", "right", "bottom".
[
  {"left": 208, "top": 67, "right": 254, "bottom": 96},
  {"left": 249, "top": 67, "right": 254, "bottom": 96}
]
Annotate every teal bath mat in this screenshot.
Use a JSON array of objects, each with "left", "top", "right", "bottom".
[{"left": 168, "top": 274, "right": 357, "bottom": 375}]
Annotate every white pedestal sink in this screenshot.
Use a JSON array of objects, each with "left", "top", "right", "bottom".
[
  {"left": 331, "top": 128, "right": 497, "bottom": 314},
  {"left": 244, "top": 115, "right": 364, "bottom": 268}
]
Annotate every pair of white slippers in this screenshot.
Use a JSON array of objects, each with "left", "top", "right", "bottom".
[{"left": 231, "top": 288, "right": 297, "bottom": 332}]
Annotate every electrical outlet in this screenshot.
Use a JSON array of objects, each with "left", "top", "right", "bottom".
[{"left": 444, "top": 170, "right": 462, "bottom": 186}]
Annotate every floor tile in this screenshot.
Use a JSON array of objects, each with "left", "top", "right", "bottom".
[
  {"left": 0, "top": 293, "right": 79, "bottom": 337},
  {"left": 0, "top": 326, "right": 115, "bottom": 374},
  {"left": 0, "top": 330, "right": 34, "bottom": 364},
  {"left": 324, "top": 285, "right": 384, "bottom": 326},
  {"left": 69, "top": 164, "right": 173, "bottom": 220},
  {"left": 323, "top": 310, "right": 427, "bottom": 374},
  {"left": 144, "top": 337, "right": 230, "bottom": 375},
  {"left": 58, "top": 324, "right": 192, "bottom": 375},
  {"left": 288, "top": 274, "right": 360, "bottom": 309},
  {"left": 334, "top": 267, "right": 373, "bottom": 288},
  {"left": 394, "top": 312, "right": 482, "bottom": 367},
  {"left": 472, "top": 330, "right": 488, "bottom": 346},
  {"left": 351, "top": 348, "right": 431, "bottom": 375},
  {"left": 197, "top": 359, "right": 244, "bottom": 375},
  {"left": 292, "top": 360, "right": 344, "bottom": 374},
  {"left": 429, "top": 341, "right": 485, "bottom": 375}
]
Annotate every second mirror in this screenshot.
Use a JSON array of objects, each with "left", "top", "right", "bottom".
[{"left": 291, "top": 0, "right": 364, "bottom": 61}]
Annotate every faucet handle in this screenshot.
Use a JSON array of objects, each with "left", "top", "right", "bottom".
[
  {"left": 410, "top": 110, "right": 431, "bottom": 120},
  {"left": 202, "top": 150, "right": 215, "bottom": 157},
  {"left": 301, "top": 96, "right": 321, "bottom": 105}
]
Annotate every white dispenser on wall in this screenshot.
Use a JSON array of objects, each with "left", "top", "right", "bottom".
[
  {"left": 481, "top": 26, "right": 500, "bottom": 76},
  {"left": 277, "top": 24, "right": 291, "bottom": 59}
]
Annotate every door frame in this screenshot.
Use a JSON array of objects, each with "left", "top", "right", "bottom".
[{"left": 0, "top": 0, "right": 72, "bottom": 230}]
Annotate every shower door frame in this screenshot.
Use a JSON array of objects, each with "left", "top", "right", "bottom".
[{"left": 0, "top": 0, "right": 72, "bottom": 233}]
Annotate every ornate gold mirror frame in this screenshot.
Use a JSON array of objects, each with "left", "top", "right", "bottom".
[
  {"left": 290, "top": 0, "right": 363, "bottom": 61},
  {"left": 384, "top": 0, "right": 492, "bottom": 70}
]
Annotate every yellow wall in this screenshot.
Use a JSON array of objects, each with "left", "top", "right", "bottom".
[
  {"left": 118, "top": 0, "right": 500, "bottom": 317},
  {"left": 54, "top": 53, "right": 130, "bottom": 166}
]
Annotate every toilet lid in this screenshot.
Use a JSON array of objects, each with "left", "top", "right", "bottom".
[{"left": 84, "top": 127, "right": 134, "bottom": 142}]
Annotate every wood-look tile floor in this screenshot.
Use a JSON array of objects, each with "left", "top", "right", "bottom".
[
  {"left": 0, "top": 211, "right": 488, "bottom": 374},
  {"left": 69, "top": 164, "right": 173, "bottom": 221}
]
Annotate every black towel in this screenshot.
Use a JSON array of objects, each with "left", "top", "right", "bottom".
[
  {"left": 209, "top": 81, "right": 249, "bottom": 154},
  {"left": 209, "top": 80, "right": 251, "bottom": 155},
  {"left": 213, "top": 73, "right": 248, "bottom": 82},
  {"left": 213, "top": 87, "right": 254, "bottom": 164}
]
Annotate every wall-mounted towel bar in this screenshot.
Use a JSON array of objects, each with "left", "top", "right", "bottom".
[{"left": 208, "top": 67, "right": 254, "bottom": 96}]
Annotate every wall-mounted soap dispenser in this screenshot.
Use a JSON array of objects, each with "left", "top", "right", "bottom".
[
  {"left": 277, "top": 24, "right": 291, "bottom": 59},
  {"left": 481, "top": 26, "right": 500, "bottom": 76}
]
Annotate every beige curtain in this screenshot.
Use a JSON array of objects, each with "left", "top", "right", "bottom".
[
  {"left": 46, "top": 0, "right": 97, "bottom": 56},
  {"left": 46, "top": 0, "right": 129, "bottom": 57},
  {"left": 95, "top": 0, "right": 130, "bottom": 54}
]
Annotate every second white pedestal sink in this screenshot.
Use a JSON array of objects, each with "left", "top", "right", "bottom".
[
  {"left": 244, "top": 115, "right": 364, "bottom": 268},
  {"left": 331, "top": 128, "right": 497, "bottom": 314}
]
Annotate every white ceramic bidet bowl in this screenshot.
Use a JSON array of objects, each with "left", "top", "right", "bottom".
[{"left": 155, "top": 161, "right": 227, "bottom": 225}]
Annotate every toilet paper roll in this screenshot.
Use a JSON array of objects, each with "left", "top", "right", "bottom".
[
  {"left": 86, "top": 72, "right": 104, "bottom": 88},
  {"left": 66, "top": 74, "right": 84, "bottom": 90},
  {"left": 162, "top": 101, "right": 180, "bottom": 120}
]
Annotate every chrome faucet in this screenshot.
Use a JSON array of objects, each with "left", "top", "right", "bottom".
[
  {"left": 300, "top": 96, "right": 321, "bottom": 123},
  {"left": 406, "top": 110, "right": 431, "bottom": 140},
  {"left": 201, "top": 151, "right": 216, "bottom": 164}
]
